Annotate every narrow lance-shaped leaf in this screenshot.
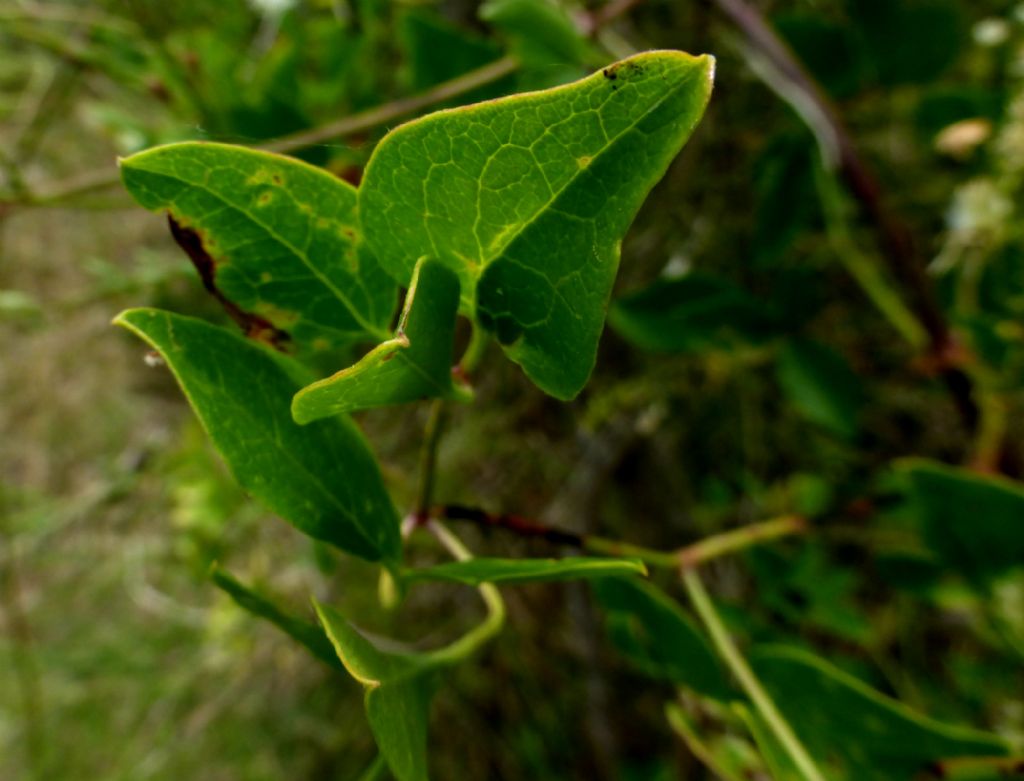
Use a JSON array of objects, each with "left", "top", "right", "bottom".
[
  {"left": 404, "top": 556, "right": 646, "bottom": 586},
  {"left": 315, "top": 601, "right": 433, "bottom": 781},
  {"left": 360, "top": 50, "right": 715, "bottom": 399},
  {"left": 115, "top": 308, "right": 401, "bottom": 563},
  {"left": 120, "top": 142, "right": 396, "bottom": 352},
  {"left": 292, "top": 258, "right": 470, "bottom": 424},
  {"left": 211, "top": 567, "right": 342, "bottom": 671},
  {"left": 751, "top": 645, "right": 1011, "bottom": 779}
]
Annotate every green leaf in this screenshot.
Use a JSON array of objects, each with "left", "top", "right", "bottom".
[
  {"left": 405, "top": 556, "right": 646, "bottom": 586},
  {"left": 592, "top": 578, "right": 731, "bottom": 700},
  {"left": 211, "top": 567, "right": 342, "bottom": 671},
  {"left": 120, "top": 142, "right": 396, "bottom": 352},
  {"left": 400, "top": 8, "right": 506, "bottom": 96},
  {"left": 315, "top": 600, "right": 432, "bottom": 781},
  {"left": 292, "top": 258, "right": 470, "bottom": 424},
  {"left": 732, "top": 703, "right": 803, "bottom": 781},
  {"left": 901, "top": 460, "right": 1024, "bottom": 585},
  {"left": 775, "top": 338, "right": 862, "bottom": 440},
  {"left": 480, "top": 0, "right": 591, "bottom": 68},
  {"left": 608, "top": 273, "right": 776, "bottom": 354},
  {"left": 360, "top": 51, "right": 714, "bottom": 399},
  {"left": 751, "top": 645, "right": 1010, "bottom": 779},
  {"left": 847, "top": 0, "right": 966, "bottom": 87},
  {"left": 114, "top": 308, "right": 400, "bottom": 563}
]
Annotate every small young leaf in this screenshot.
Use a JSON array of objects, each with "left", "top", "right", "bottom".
[
  {"left": 211, "top": 567, "right": 342, "bottom": 671},
  {"left": 120, "top": 142, "right": 396, "bottom": 351},
  {"left": 315, "top": 600, "right": 433, "bottom": 781},
  {"left": 752, "top": 645, "right": 1011, "bottom": 779},
  {"left": 404, "top": 556, "right": 646, "bottom": 586},
  {"left": 115, "top": 308, "right": 401, "bottom": 563},
  {"left": 901, "top": 459, "right": 1024, "bottom": 585},
  {"left": 609, "top": 273, "right": 777, "bottom": 354},
  {"left": 592, "top": 578, "right": 731, "bottom": 700},
  {"left": 292, "top": 258, "right": 470, "bottom": 424},
  {"left": 360, "top": 51, "right": 714, "bottom": 399}
]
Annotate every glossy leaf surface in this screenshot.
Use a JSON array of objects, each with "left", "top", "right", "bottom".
[
  {"left": 752, "top": 646, "right": 1010, "bottom": 778},
  {"left": 592, "top": 578, "right": 731, "bottom": 700},
  {"left": 360, "top": 51, "right": 714, "bottom": 399},
  {"left": 121, "top": 142, "right": 396, "bottom": 351},
  {"left": 292, "top": 258, "right": 469, "bottom": 424},
  {"left": 405, "top": 556, "right": 645, "bottom": 586},
  {"left": 115, "top": 309, "right": 400, "bottom": 562}
]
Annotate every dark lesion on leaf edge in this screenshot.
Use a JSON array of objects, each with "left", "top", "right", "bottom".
[{"left": 168, "top": 215, "right": 291, "bottom": 352}]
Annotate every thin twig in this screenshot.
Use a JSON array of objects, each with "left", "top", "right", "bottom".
[
  {"left": 713, "top": 0, "right": 978, "bottom": 432},
  {"left": 665, "top": 702, "right": 746, "bottom": 781},
  {"left": 682, "top": 568, "right": 827, "bottom": 781},
  {"left": 1, "top": 54, "right": 520, "bottom": 211},
  {"left": 438, "top": 505, "right": 807, "bottom": 567},
  {"left": 262, "top": 55, "right": 520, "bottom": 154},
  {"left": 419, "top": 521, "right": 505, "bottom": 667},
  {"left": 415, "top": 400, "right": 449, "bottom": 523}
]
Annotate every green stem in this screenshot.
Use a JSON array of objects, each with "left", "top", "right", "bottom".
[
  {"left": 419, "top": 521, "right": 505, "bottom": 667},
  {"left": 665, "top": 702, "right": 746, "bottom": 781},
  {"left": 415, "top": 400, "right": 448, "bottom": 521},
  {"left": 815, "top": 168, "right": 928, "bottom": 350},
  {"left": 924, "top": 756, "right": 1024, "bottom": 780},
  {"left": 583, "top": 514, "right": 807, "bottom": 569},
  {"left": 682, "top": 568, "right": 826, "bottom": 781},
  {"left": 458, "top": 321, "right": 490, "bottom": 379}
]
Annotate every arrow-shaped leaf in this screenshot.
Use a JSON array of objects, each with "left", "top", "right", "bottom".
[
  {"left": 360, "top": 50, "right": 714, "bottom": 399},
  {"left": 120, "top": 142, "right": 396, "bottom": 352},
  {"left": 315, "top": 600, "right": 433, "bottom": 781},
  {"left": 115, "top": 308, "right": 401, "bottom": 563},
  {"left": 292, "top": 257, "right": 470, "bottom": 424}
]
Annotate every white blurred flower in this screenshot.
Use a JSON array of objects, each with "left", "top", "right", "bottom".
[
  {"left": 248, "top": 0, "right": 297, "bottom": 17},
  {"left": 947, "top": 179, "right": 1012, "bottom": 238},
  {"left": 974, "top": 17, "right": 1011, "bottom": 47}
]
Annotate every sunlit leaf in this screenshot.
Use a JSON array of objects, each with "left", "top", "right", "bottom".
[
  {"left": 292, "top": 258, "right": 469, "bottom": 423},
  {"left": 405, "top": 556, "right": 646, "bottom": 586},
  {"left": 120, "top": 142, "right": 396, "bottom": 352},
  {"left": 115, "top": 308, "right": 401, "bottom": 563},
  {"left": 360, "top": 51, "right": 714, "bottom": 399}
]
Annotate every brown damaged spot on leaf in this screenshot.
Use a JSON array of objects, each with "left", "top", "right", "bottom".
[{"left": 168, "top": 215, "right": 291, "bottom": 352}]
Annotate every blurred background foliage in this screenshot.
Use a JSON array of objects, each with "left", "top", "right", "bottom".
[{"left": 1, "top": 0, "right": 1023, "bottom": 779}]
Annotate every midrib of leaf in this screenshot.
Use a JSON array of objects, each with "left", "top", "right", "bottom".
[
  {"left": 116, "top": 311, "right": 386, "bottom": 557},
  {"left": 452, "top": 59, "right": 704, "bottom": 286},
  {"left": 132, "top": 166, "right": 390, "bottom": 340}
]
